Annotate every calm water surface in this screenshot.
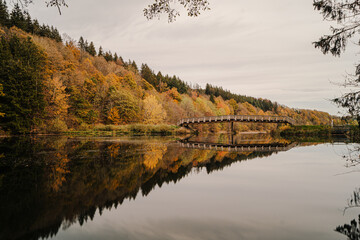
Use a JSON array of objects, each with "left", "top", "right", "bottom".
[{"left": 0, "top": 135, "right": 359, "bottom": 240}]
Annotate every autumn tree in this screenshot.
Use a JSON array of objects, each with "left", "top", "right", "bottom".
[
  {"left": 143, "top": 95, "right": 167, "bottom": 124},
  {"left": 107, "top": 88, "right": 140, "bottom": 124}
]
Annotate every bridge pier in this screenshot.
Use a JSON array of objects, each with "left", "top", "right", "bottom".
[{"left": 228, "top": 121, "right": 234, "bottom": 134}]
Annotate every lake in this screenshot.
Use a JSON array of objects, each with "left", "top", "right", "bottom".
[{"left": 0, "top": 134, "right": 358, "bottom": 240}]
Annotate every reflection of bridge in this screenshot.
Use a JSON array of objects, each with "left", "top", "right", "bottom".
[
  {"left": 179, "top": 141, "right": 297, "bottom": 152},
  {"left": 178, "top": 115, "right": 295, "bottom": 129}
]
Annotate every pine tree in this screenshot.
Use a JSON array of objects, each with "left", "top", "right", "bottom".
[
  {"left": 141, "top": 64, "right": 158, "bottom": 89},
  {"left": 23, "top": 11, "right": 33, "bottom": 33},
  {"left": 119, "top": 56, "right": 124, "bottom": 65},
  {"left": 84, "top": 40, "right": 89, "bottom": 52},
  {"left": 10, "top": 4, "right": 26, "bottom": 30},
  {"left": 131, "top": 60, "right": 138, "bottom": 71},
  {"left": 104, "top": 51, "right": 113, "bottom": 61},
  {"left": 0, "top": 35, "right": 47, "bottom": 133},
  {"left": 0, "top": 0, "right": 9, "bottom": 27},
  {"left": 113, "top": 52, "right": 118, "bottom": 62},
  {"left": 98, "top": 46, "right": 103, "bottom": 56},
  {"left": 88, "top": 41, "right": 96, "bottom": 56},
  {"left": 78, "top": 36, "right": 85, "bottom": 50},
  {"left": 32, "top": 19, "right": 40, "bottom": 35}
]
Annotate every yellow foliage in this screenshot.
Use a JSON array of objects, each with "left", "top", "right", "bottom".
[
  {"left": 166, "top": 88, "right": 182, "bottom": 102},
  {"left": 45, "top": 76, "right": 69, "bottom": 118},
  {"left": 143, "top": 95, "right": 167, "bottom": 124},
  {"left": 108, "top": 107, "right": 121, "bottom": 125},
  {"left": 48, "top": 153, "right": 70, "bottom": 192},
  {"left": 143, "top": 143, "right": 167, "bottom": 169}
]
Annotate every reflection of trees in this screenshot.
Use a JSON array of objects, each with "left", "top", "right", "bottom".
[
  {"left": 336, "top": 216, "right": 360, "bottom": 240},
  {"left": 336, "top": 144, "right": 360, "bottom": 240},
  {"left": 343, "top": 188, "right": 360, "bottom": 213},
  {"left": 0, "top": 136, "right": 291, "bottom": 240},
  {"left": 342, "top": 145, "right": 360, "bottom": 168},
  {"left": 143, "top": 143, "right": 167, "bottom": 170}
]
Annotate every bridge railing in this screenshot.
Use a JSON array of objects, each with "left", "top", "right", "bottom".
[{"left": 177, "top": 115, "right": 295, "bottom": 126}]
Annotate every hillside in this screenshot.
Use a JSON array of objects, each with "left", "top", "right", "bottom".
[{"left": 0, "top": 4, "right": 339, "bottom": 134}]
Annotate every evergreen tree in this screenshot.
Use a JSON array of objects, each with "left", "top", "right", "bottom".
[
  {"left": 141, "top": 64, "right": 158, "bottom": 89},
  {"left": 98, "top": 46, "right": 103, "bottom": 56},
  {"left": 0, "top": 35, "right": 47, "bottom": 133},
  {"left": 0, "top": 0, "right": 9, "bottom": 27},
  {"left": 78, "top": 36, "right": 85, "bottom": 50},
  {"left": 131, "top": 60, "right": 138, "bottom": 71},
  {"left": 210, "top": 94, "right": 215, "bottom": 103},
  {"left": 119, "top": 56, "right": 124, "bottom": 65},
  {"left": 113, "top": 52, "right": 118, "bottom": 62},
  {"left": 9, "top": 4, "right": 26, "bottom": 30},
  {"left": 104, "top": 51, "right": 113, "bottom": 61},
  {"left": 88, "top": 41, "right": 96, "bottom": 56},
  {"left": 24, "top": 12, "right": 33, "bottom": 33},
  {"left": 32, "top": 19, "right": 40, "bottom": 35},
  {"left": 84, "top": 40, "right": 89, "bottom": 52},
  {"left": 50, "top": 26, "right": 62, "bottom": 42}
]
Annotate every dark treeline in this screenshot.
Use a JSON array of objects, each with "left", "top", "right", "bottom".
[
  {"left": 140, "top": 63, "right": 189, "bottom": 94},
  {"left": 0, "top": 0, "right": 61, "bottom": 42},
  {"left": 205, "top": 84, "right": 278, "bottom": 113}
]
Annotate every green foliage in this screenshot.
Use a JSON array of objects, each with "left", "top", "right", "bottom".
[
  {"left": 0, "top": 2, "right": 62, "bottom": 42},
  {"left": 67, "top": 86, "right": 96, "bottom": 124},
  {"left": 0, "top": 35, "right": 47, "bottom": 133},
  {"left": 280, "top": 125, "right": 331, "bottom": 138},
  {"left": 47, "top": 118, "right": 68, "bottom": 133},
  {"left": 140, "top": 63, "right": 189, "bottom": 93},
  {"left": 123, "top": 74, "right": 137, "bottom": 88},
  {"left": 107, "top": 88, "right": 140, "bottom": 124},
  {"left": 0, "top": 0, "right": 9, "bottom": 27}
]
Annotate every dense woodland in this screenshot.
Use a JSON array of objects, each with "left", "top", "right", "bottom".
[{"left": 0, "top": 2, "right": 340, "bottom": 134}]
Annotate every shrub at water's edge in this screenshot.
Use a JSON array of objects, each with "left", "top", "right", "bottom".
[
  {"left": 279, "top": 125, "right": 331, "bottom": 137},
  {"left": 64, "top": 124, "right": 190, "bottom": 136}
]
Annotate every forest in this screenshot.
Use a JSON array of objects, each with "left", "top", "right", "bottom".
[{"left": 0, "top": 1, "right": 341, "bottom": 134}]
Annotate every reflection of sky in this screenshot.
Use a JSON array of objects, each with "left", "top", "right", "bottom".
[
  {"left": 22, "top": 0, "right": 359, "bottom": 115},
  {"left": 52, "top": 144, "right": 357, "bottom": 240}
]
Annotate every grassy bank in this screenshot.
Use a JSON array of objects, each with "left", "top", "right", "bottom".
[{"left": 63, "top": 124, "right": 191, "bottom": 137}]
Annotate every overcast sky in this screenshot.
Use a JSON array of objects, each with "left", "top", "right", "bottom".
[{"left": 21, "top": 0, "right": 360, "bottom": 115}]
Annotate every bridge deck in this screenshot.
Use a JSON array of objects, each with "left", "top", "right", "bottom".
[
  {"left": 178, "top": 142, "right": 297, "bottom": 152},
  {"left": 178, "top": 115, "right": 295, "bottom": 126}
]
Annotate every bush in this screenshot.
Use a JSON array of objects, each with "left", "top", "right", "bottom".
[{"left": 47, "top": 118, "right": 68, "bottom": 133}]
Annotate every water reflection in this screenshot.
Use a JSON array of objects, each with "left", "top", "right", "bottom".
[
  {"left": 179, "top": 134, "right": 296, "bottom": 153},
  {"left": 336, "top": 216, "right": 360, "bottom": 240},
  {"left": 335, "top": 144, "right": 360, "bottom": 240},
  {"left": 0, "top": 135, "right": 302, "bottom": 240}
]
